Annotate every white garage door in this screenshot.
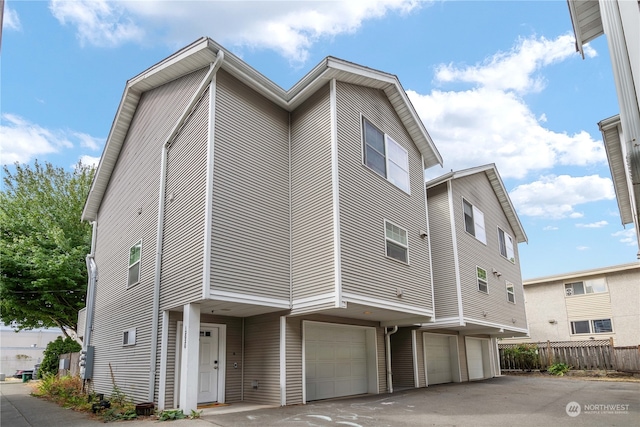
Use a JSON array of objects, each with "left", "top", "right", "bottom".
[
  {"left": 305, "top": 323, "right": 369, "bottom": 401},
  {"left": 424, "top": 334, "right": 453, "bottom": 385},
  {"left": 466, "top": 338, "right": 488, "bottom": 380}
]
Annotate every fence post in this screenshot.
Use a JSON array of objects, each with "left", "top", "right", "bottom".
[
  {"left": 547, "top": 341, "right": 552, "bottom": 367},
  {"left": 609, "top": 337, "right": 616, "bottom": 371}
]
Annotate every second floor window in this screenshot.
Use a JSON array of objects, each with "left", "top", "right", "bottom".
[
  {"left": 498, "top": 227, "right": 515, "bottom": 263},
  {"left": 477, "top": 266, "right": 488, "bottom": 293},
  {"left": 363, "top": 118, "right": 410, "bottom": 193},
  {"left": 385, "top": 220, "right": 408, "bottom": 263},
  {"left": 564, "top": 278, "right": 607, "bottom": 296},
  {"left": 128, "top": 241, "right": 142, "bottom": 287},
  {"left": 506, "top": 281, "right": 515, "bottom": 303}
]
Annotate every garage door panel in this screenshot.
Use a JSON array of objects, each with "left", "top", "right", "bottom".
[
  {"left": 424, "top": 334, "right": 454, "bottom": 385},
  {"left": 467, "top": 338, "right": 485, "bottom": 380}
]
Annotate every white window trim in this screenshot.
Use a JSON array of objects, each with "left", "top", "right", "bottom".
[
  {"left": 564, "top": 279, "right": 608, "bottom": 297},
  {"left": 497, "top": 227, "right": 515, "bottom": 263},
  {"left": 476, "top": 266, "right": 488, "bottom": 294},
  {"left": 384, "top": 219, "right": 409, "bottom": 264},
  {"left": 463, "top": 198, "right": 486, "bottom": 244},
  {"left": 123, "top": 327, "right": 137, "bottom": 346},
  {"left": 505, "top": 281, "right": 515, "bottom": 304},
  {"left": 128, "top": 240, "right": 142, "bottom": 288},
  {"left": 570, "top": 318, "right": 613, "bottom": 335},
  {"left": 361, "top": 116, "right": 410, "bottom": 194}
]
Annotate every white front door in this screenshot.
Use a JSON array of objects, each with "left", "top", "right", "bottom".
[{"left": 198, "top": 328, "right": 219, "bottom": 403}]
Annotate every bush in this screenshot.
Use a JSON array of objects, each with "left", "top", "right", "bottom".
[
  {"left": 40, "top": 336, "right": 81, "bottom": 378},
  {"left": 503, "top": 344, "right": 540, "bottom": 370},
  {"left": 33, "top": 374, "right": 92, "bottom": 411},
  {"left": 548, "top": 362, "right": 571, "bottom": 376}
]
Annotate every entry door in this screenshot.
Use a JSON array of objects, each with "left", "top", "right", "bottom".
[{"left": 198, "top": 328, "right": 219, "bottom": 403}]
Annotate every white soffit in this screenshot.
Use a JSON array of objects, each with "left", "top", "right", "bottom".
[
  {"left": 599, "top": 115, "right": 633, "bottom": 225},
  {"left": 568, "top": 0, "right": 604, "bottom": 58}
]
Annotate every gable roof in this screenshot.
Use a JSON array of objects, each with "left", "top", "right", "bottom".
[
  {"left": 425, "top": 163, "right": 527, "bottom": 243},
  {"left": 567, "top": 0, "right": 604, "bottom": 58},
  {"left": 82, "top": 37, "right": 442, "bottom": 221}
]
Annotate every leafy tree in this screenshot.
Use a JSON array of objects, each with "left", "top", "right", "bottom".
[
  {"left": 0, "top": 161, "right": 94, "bottom": 337},
  {"left": 39, "top": 336, "right": 82, "bottom": 378}
]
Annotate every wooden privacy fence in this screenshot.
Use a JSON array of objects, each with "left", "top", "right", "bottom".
[{"left": 498, "top": 340, "right": 640, "bottom": 372}]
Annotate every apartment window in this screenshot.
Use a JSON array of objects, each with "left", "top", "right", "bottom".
[
  {"left": 564, "top": 278, "right": 607, "bottom": 296},
  {"left": 498, "top": 227, "right": 515, "bottom": 263},
  {"left": 123, "top": 328, "right": 136, "bottom": 346},
  {"left": 463, "top": 199, "right": 486, "bottom": 244},
  {"left": 506, "top": 281, "right": 515, "bottom": 303},
  {"left": 477, "top": 266, "right": 488, "bottom": 293},
  {"left": 570, "top": 319, "right": 613, "bottom": 335},
  {"left": 385, "top": 220, "right": 408, "bottom": 263},
  {"left": 363, "top": 118, "right": 410, "bottom": 193},
  {"left": 128, "top": 241, "right": 142, "bottom": 287}
]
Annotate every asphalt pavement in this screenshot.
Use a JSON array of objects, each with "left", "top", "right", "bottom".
[{"left": 1, "top": 375, "right": 639, "bottom": 426}]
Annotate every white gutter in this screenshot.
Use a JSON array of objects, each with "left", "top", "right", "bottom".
[
  {"left": 83, "top": 221, "right": 98, "bottom": 348},
  {"left": 385, "top": 326, "right": 398, "bottom": 393},
  {"left": 148, "top": 52, "right": 225, "bottom": 402}
]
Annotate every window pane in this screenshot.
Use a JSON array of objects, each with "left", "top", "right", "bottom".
[
  {"left": 386, "top": 241, "right": 407, "bottom": 263},
  {"left": 477, "top": 267, "right": 487, "bottom": 281},
  {"left": 128, "top": 262, "right": 140, "bottom": 286},
  {"left": 506, "top": 234, "right": 515, "bottom": 262},
  {"left": 506, "top": 283, "right": 515, "bottom": 303},
  {"left": 463, "top": 200, "right": 475, "bottom": 235},
  {"left": 498, "top": 229, "right": 507, "bottom": 257},
  {"left": 386, "top": 221, "right": 407, "bottom": 246},
  {"left": 571, "top": 282, "right": 585, "bottom": 295},
  {"left": 387, "top": 162, "right": 410, "bottom": 192},
  {"left": 386, "top": 137, "right": 408, "bottom": 170},
  {"left": 571, "top": 321, "right": 590, "bottom": 334},
  {"left": 564, "top": 284, "right": 574, "bottom": 296},
  {"left": 364, "top": 120, "right": 385, "bottom": 153},
  {"left": 365, "top": 146, "right": 386, "bottom": 176},
  {"left": 586, "top": 278, "right": 607, "bottom": 294},
  {"left": 478, "top": 280, "right": 488, "bottom": 293},
  {"left": 473, "top": 206, "right": 486, "bottom": 244},
  {"left": 129, "top": 242, "right": 141, "bottom": 265},
  {"left": 592, "top": 319, "right": 612, "bottom": 333}
]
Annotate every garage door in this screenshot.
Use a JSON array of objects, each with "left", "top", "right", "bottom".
[
  {"left": 305, "top": 323, "right": 369, "bottom": 401},
  {"left": 424, "top": 334, "right": 453, "bottom": 385}
]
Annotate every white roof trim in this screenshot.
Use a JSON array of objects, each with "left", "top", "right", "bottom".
[
  {"left": 567, "top": 0, "right": 604, "bottom": 59},
  {"left": 82, "top": 37, "right": 442, "bottom": 221},
  {"left": 425, "top": 164, "right": 527, "bottom": 243},
  {"left": 524, "top": 262, "right": 640, "bottom": 285}
]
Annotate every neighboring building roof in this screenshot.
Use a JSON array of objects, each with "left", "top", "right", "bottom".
[
  {"left": 567, "top": 0, "right": 604, "bottom": 58},
  {"left": 425, "top": 163, "right": 528, "bottom": 244},
  {"left": 599, "top": 115, "right": 634, "bottom": 225},
  {"left": 523, "top": 262, "right": 640, "bottom": 285},
  {"left": 82, "top": 37, "right": 443, "bottom": 222}
]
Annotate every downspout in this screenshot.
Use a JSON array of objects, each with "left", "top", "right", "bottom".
[
  {"left": 148, "top": 51, "right": 225, "bottom": 402},
  {"left": 385, "top": 326, "right": 398, "bottom": 393},
  {"left": 81, "top": 221, "right": 97, "bottom": 384}
]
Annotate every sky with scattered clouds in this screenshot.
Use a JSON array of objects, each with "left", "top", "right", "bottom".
[{"left": 1, "top": 0, "right": 637, "bottom": 278}]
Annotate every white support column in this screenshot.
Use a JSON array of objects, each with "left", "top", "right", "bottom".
[
  {"left": 158, "top": 311, "right": 170, "bottom": 410},
  {"left": 180, "top": 303, "right": 200, "bottom": 412}
]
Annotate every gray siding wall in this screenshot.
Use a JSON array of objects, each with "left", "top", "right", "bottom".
[
  {"left": 335, "top": 82, "right": 432, "bottom": 312},
  {"left": 452, "top": 174, "right": 526, "bottom": 329},
  {"left": 390, "top": 327, "right": 415, "bottom": 388},
  {"left": 160, "top": 86, "right": 209, "bottom": 310},
  {"left": 211, "top": 70, "right": 290, "bottom": 301},
  {"left": 285, "top": 314, "right": 387, "bottom": 404},
  {"left": 290, "top": 85, "right": 336, "bottom": 303},
  {"left": 243, "top": 313, "right": 282, "bottom": 405},
  {"left": 91, "top": 69, "right": 208, "bottom": 402},
  {"left": 426, "top": 182, "right": 459, "bottom": 319}
]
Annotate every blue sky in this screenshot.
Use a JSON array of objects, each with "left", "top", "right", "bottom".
[{"left": 1, "top": 0, "right": 637, "bottom": 279}]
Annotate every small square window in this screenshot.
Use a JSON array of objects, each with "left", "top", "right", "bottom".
[
  {"left": 128, "top": 241, "right": 142, "bottom": 287},
  {"left": 477, "top": 266, "right": 488, "bottom": 293},
  {"left": 592, "top": 319, "right": 612, "bottom": 333},
  {"left": 506, "top": 282, "right": 515, "bottom": 303},
  {"left": 123, "top": 328, "right": 136, "bottom": 346},
  {"left": 385, "top": 220, "right": 408, "bottom": 263},
  {"left": 570, "top": 321, "right": 590, "bottom": 334}
]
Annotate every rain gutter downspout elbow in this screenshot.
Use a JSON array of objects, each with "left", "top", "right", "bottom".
[
  {"left": 148, "top": 51, "right": 225, "bottom": 403},
  {"left": 385, "top": 326, "right": 399, "bottom": 394}
]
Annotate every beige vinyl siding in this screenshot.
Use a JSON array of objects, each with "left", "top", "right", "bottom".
[
  {"left": 90, "top": 68, "right": 208, "bottom": 402},
  {"left": 335, "top": 82, "right": 432, "bottom": 312},
  {"left": 160, "top": 86, "right": 209, "bottom": 310},
  {"left": 77, "top": 308, "right": 86, "bottom": 340},
  {"left": 565, "top": 293, "right": 613, "bottom": 320},
  {"left": 426, "top": 182, "right": 459, "bottom": 319},
  {"left": 290, "top": 84, "right": 336, "bottom": 303},
  {"left": 452, "top": 175, "right": 526, "bottom": 329},
  {"left": 210, "top": 70, "right": 290, "bottom": 301},
  {"left": 457, "top": 335, "right": 469, "bottom": 382},
  {"left": 414, "top": 330, "right": 426, "bottom": 387},
  {"left": 390, "top": 327, "right": 415, "bottom": 388},
  {"left": 243, "top": 313, "right": 282, "bottom": 405}
]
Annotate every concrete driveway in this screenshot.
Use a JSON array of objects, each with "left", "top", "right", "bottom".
[{"left": 2, "top": 376, "right": 638, "bottom": 426}]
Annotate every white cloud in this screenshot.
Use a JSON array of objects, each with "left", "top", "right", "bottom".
[
  {"left": 415, "top": 34, "right": 605, "bottom": 180},
  {"left": 77, "top": 155, "right": 101, "bottom": 168},
  {"left": 48, "top": 0, "right": 422, "bottom": 63},
  {"left": 612, "top": 228, "right": 638, "bottom": 246},
  {"left": 576, "top": 246, "right": 589, "bottom": 251},
  {"left": 3, "top": 6, "right": 22, "bottom": 31},
  {"left": 509, "top": 175, "right": 615, "bottom": 219},
  {"left": 543, "top": 226, "right": 558, "bottom": 231},
  {"left": 0, "top": 114, "right": 103, "bottom": 165},
  {"left": 576, "top": 221, "right": 608, "bottom": 228}
]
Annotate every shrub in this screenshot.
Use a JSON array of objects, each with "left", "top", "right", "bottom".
[
  {"left": 33, "top": 374, "right": 92, "bottom": 411},
  {"left": 503, "top": 344, "right": 540, "bottom": 370},
  {"left": 548, "top": 362, "right": 571, "bottom": 376},
  {"left": 40, "top": 337, "right": 81, "bottom": 378}
]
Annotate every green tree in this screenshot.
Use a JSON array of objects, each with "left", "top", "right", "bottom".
[
  {"left": 39, "top": 336, "right": 82, "bottom": 378},
  {"left": 0, "top": 161, "right": 94, "bottom": 337}
]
